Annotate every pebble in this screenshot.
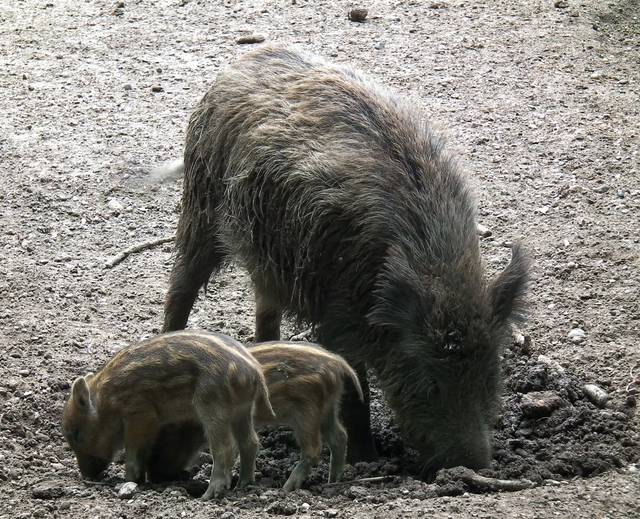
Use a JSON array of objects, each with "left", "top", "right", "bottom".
[
  {"left": 265, "top": 500, "right": 297, "bottom": 515},
  {"left": 124, "top": 84, "right": 132, "bottom": 91},
  {"left": 520, "top": 391, "right": 564, "bottom": 418},
  {"left": 537, "top": 354, "right": 565, "bottom": 375},
  {"left": 32, "top": 480, "right": 66, "bottom": 499},
  {"left": 583, "top": 384, "right": 608, "bottom": 407},
  {"left": 554, "top": 1, "right": 569, "bottom": 9},
  {"left": 477, "top": 224, "right": 492, "bottom": 238},
  {"left": 324, "top": 510, "right": 339, "bottom": 518},
  {"left": 300, "top": 503, "right": 310, "bottom": 513},
  {"left": 151, "top": 85, "right": 164, "bottom": 93},
  {"left": 220, "top": 512, "right": 235, "bottom": 519},
  {"left": 568, "top": 328, "right": 586, "bottom": 343},
  {"left": 118, "top": 481, "right": 138, "bottom": 499},
  {"left": 348, "top": 8, "right": 368, "bottom": 23},
  {"left": 592, "top": 184, "right": 609, "bottom": 193},
  {"left": 347, "top": 485, "right": 369, "bottom": 499},
  {"left": 107, "top": 198, "right": 125, "bottom": 212},
  {"left": 236, "top": 34, "right": 266, "bottom": 44}
]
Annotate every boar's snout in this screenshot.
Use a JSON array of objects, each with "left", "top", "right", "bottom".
[
  {"left": 420, "top": 428, "right": 492, "bottom": 481},
  {"left": 76, "top": 453, "right": 109, "bottom": 479}
]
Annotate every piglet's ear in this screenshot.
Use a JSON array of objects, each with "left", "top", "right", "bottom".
[
  {"left": 71, "top": 376, "right": 91, "bottom": 412},
  {"left": 368, "top": 246, "right": 426, "bottom": 332},
  {"left": 489, "top": 243, "right": 531, "bottom": 325}
]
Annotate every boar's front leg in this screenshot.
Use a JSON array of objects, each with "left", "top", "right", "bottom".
[
  {"left": 341, "top": 364, "right": 377, "bottom": 463},
  {"left": 253, "top": 275, "right": 282, "bottom": 341},
  {"left": 123, "top": 414, "right": 160, "bottom": 483}
]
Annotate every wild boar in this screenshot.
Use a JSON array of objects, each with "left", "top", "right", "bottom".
[
  {"left": 61, "top": 330, "right": 275, "bottom": 499},
  {"left": 147, "top": 341, "right": 363, "bottom": 490},
  {"left": 161, "top": 45, "right": 530, "bottom": 475}
]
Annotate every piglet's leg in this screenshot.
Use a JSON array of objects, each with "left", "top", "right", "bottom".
[
  {"left": 124, "top": 414, "right": 159, "bottom": 483},
  {"left": 231, "top": 404, "right": 259, "bottom": 488},
  {"left": 322, "top": 407, "right": 348, "bottom": 483},
  {"left": 284, "top": 416, "right": 322, "bottom": 491},
  {"left": 200, "top": 415, "right": 235, "bottom": 500}
]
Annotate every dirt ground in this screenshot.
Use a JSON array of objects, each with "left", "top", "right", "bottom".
[{"left": 1, "top": 0, "right": 639, "bottom": 517}]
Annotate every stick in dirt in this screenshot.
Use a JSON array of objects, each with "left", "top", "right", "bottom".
[
  {"left": 104, "top": 236, "right": 174, "bottom": 269},
  {"left": 323, "top": 475, "right": 397, "bottom": 487},
  {"left": 454, "top": 467, "right": 536, "bottom": 492}
]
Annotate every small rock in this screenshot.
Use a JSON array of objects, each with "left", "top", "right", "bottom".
[
  {"left": 107, "top": 198, "right": 125, "bottom": 212},
  {"left": 568, "top": 328, "right": 586, "bottom": 343},
  {"left": 265, "top": 500, "right": 297, "bottom": 516},
  {"left": 537, "top": 354, "right": 565, "bottom": 375},
  {"left": 115, "top": 1, "right": 125, "bottom": 7},
  {"left": 118, "top": 481, "right": 138, "bottom": 499},
  {"left": 300, "top": 503, "right": 310, "bottom": 513},
  {"left": 592, "top": 184, "right": 609, "bottom": 193},
  {"left": 151, "top": 85, "right": 164, "bottom": 93},
  {"left": 236, "top": 34, "right": 266, "bottom": 44},
  {"left": 348, "top": 8, "right": 368, "bottom": 23},
  {"left": 347, "top": 485, "right": 369, "bottom": 499},
  {"left": 123, "top": 84, "right": 132, "bottom": 91},
  {"left": 374, "top": 41, "right": 385, "bottom": 50},
  {"left": 554, "top": 0, "right": 569, "bottom": 8},
  {"left": 477, "top": 224, "right": 492, "bottom": 238},
  {"left": 536, "top": 206, "right": 550, "bottom": 214},
  {"left": 221, "top": 512, "right": 235, "bottom": 519},
  {"left": 590, "top": 71, "right": 603, "bottom": 80},
  {"left": 32, "top": 481, "right": 66, "bottom": 499},
  {"left": 429, "top": 1, "right": 449, "bottom": 7},
  {"left": 324, "top": 510, "right": 339, "bottom": 518},
  {"left": 520, "top": 391, "right": 564, "bottom": 418},
  {"left": 583, "top": 384, "right": 608, "bottom": 408}
]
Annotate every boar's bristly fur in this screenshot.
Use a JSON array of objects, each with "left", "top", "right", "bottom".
[{"left": 162, "top": 45, "right": 531, "bottom": 473}]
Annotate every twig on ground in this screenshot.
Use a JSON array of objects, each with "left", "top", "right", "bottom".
[
  {"left": 104, "top": 236, "right": 174, "bottom": 269},
  {"left": 457, "top": 467, "right": 535, "bottom": 492},
  {"left": 323, "top": 475, "right": 397, "bottom": 487},
  {"left": 82, "top": 480, "right": 112, "bottom": 487},
  {"left": 289, "top": 328, "right": 314, "bottom": 341}
]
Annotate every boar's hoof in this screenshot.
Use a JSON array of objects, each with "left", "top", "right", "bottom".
[{"left": 201, "top": 478, "right": 227, "bottom": 500}]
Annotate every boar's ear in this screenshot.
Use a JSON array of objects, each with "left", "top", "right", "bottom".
[
  {"left": 488, "top": 243, "right": 531, "bottom": 325},
  {"left": 71, "top": 376, "right": 92, "bottom": 413},
  {"left": 367, "top": 246, "right": 426, "bottom": 332}
]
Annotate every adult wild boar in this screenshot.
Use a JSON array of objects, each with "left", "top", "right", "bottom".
[{"left": 162, "top": 45, "right": 530, "bottom": 475}]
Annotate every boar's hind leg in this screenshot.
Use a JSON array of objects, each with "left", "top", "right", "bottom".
[
  {"left": 163, "top": 236, "right": 227, "bottom": 332},
  {"left": 231, "top": 404, "right": 259, "bottom": 488},
  {"left": 283, "top": 416, "right": 322, "bottom": 491},
  {"left": 252, "top": 275, "right": 282, "bottom": 341},
  {"left": 342, "top": 364, "right": 378, "bottom": 463},
  {"left": 322, "top": 407, "right": 348, "bottom": 483}
]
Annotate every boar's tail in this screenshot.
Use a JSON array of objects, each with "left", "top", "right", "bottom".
[
  {"left": 256, "top": 373, "right": 277, "bottom": 419},
  {"left": 149, "top": 158, "right": 184, "bottom": 183},
  {"left": 340, "top": 360, "right": 364, "bottom": 403}
]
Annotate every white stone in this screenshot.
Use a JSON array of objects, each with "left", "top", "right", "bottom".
[{"left": 118, "top": 482, "right": 138, "bottom": 499}]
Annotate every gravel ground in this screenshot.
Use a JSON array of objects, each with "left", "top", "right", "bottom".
[{"left": 1, "top": 0, "right": 638, "bottom": 517}]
